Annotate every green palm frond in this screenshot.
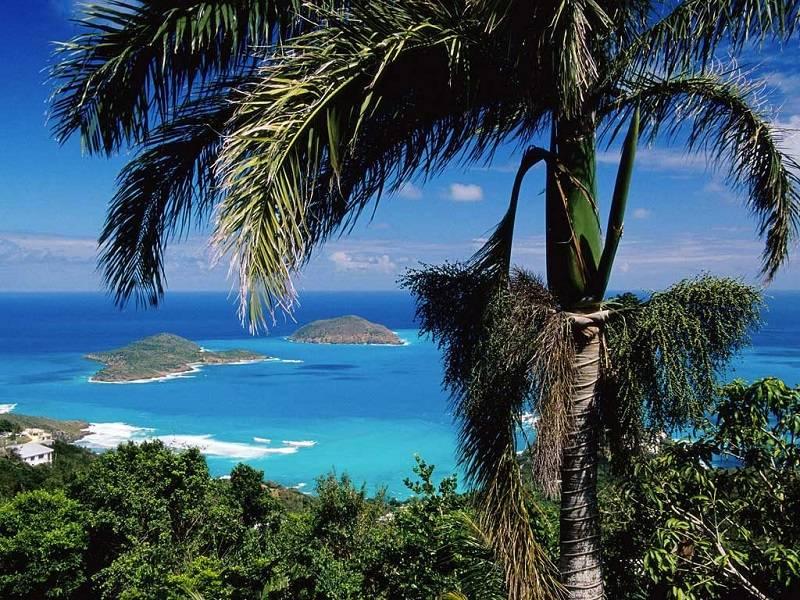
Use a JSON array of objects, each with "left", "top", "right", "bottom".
[
  {"left": 604, "top": 276, "right": 763, "bottom": 467},
  {"left": 620, "top": 0, "right": 800, "bottom": 77},
  {"left": 215, "top": 0, "right": 546, "bottom": 328},
  {"left": 49, "top": 0, "right": 303, "bottom": 154},
  {"left": 98, "top": 82, "right": 243, "bottom": 307},
  {"left": 602, "top": 68, "right": 800, "bottom": 278},
  {"left": 469, "top": 147, "right": 551, "bottom": 281},
  {"left": 438, "top": 511, "right": 507, "bottom": 600},
  {"left": 403, "top": 267, "right": 565, "bottom": 600},
  {"left": 548, "top": 0, "right": 612, "bottom": 116}
]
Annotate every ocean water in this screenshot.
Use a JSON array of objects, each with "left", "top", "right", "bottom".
[{"left": 0, "top": 291, "right": 797, "bottom": 497}]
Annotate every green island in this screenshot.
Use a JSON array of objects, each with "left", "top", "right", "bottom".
[
  {"left": 85, "top": 333, "right": 267, "bottom": 383},
  {"left": 289, "top": 315, "right": 403, "bottom": 345}
]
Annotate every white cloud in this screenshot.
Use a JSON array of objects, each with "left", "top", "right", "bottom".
[
  {"left": 447, "top": 183, "right": 484, "bottom": 202},
  {"left": 0, "top": 231, "right": 228, "bottom": 292},
  {"left": 396, "top": 183, "right": 423, "bottom": 200},
  {"left": 328, "top": 251, "right": 397, "bottom": 273},
  {"left": 597, "top": 148, "right": 709, "bottom": 173},
  {"left": 632, "top": 208, "right": 651, "bottom": 220}
]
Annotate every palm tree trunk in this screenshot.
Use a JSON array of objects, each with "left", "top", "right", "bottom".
[{"left": 559, "top": 321, "right": 604, "bottom": 599}]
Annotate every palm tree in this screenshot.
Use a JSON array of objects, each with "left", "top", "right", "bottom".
[{"left": 51, "top": 1, "right": 799, "bottom": 598}]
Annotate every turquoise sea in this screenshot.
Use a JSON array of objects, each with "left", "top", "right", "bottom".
[{"left": 0, "top": 291, "right": 797, "bottom": 497}]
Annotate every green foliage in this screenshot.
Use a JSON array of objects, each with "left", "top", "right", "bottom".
[
  {"left": 0, "top": 490, "right": 88, "bottom": 599},
  {"left": 229, "top": 464, "right": 282, "bottom": 529},
  {"left": 0, "top": 441, "right": 95, "bottom": 500},
  {"left": 0, "top": 394, "right": 797, "bottom": 599},
  {"left": 604, "top": 276, "right": 763, "bottom": 466},
  {"left": 601, "top": 378, "right": 800, "bottom": 599},
  {"left": 0, "top": 419, "right": 20, "bottom": 433}
]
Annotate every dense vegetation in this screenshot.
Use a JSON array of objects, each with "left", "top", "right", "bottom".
[{"left": 0, "top": 378, "right": 797, "bottom": 599}]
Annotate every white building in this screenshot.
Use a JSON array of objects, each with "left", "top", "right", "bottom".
[
  {"left": 21, "top": 428, "right": 53, "bottom": 445},
  {"left": 9, "top": 443, "right": 54, "bottom": 466}
]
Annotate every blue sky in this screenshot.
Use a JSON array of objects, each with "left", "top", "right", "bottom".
[{"left": 0, "top": 2, "right": 798, "bottom": 295}]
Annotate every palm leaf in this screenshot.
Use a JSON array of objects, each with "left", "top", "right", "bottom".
[
  {"left": 99, "top": 80, "right": 244, "bottom": 307},
  {"left": 601, "top": 68, "right": 800, "bottom": 278},
  {"left": 49, "top": 0, "right": 304, "bottom": 154},
  {"left": 619, "top": 0, "right": 800, "bottom": 78},
  {"left": 402, "top": 267, "right": 566, "bottom": 600},
  {"left": 215, "top": 0, "right": 548, "bottom": 328},
  {"left": 604, "top": 275, "right": 763, "bottom": 467}
]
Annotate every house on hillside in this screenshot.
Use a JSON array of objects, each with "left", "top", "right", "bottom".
[
  {"left": 8, "top": 442, "right": 54, "bottom": 466},
  {"left": 21, "top": 428, "right": 54, "bottom": 445}
]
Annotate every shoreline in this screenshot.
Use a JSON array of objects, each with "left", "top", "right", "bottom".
[{"left": 88, "top": 357, "right": 269, "bottom": 385}]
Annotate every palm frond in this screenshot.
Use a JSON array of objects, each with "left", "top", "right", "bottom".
[
  {"left": 604, "top": 275, "right": 763, "bottom": 467},
  {"left": 49, "top": 0, "right": 302, "bottom": 154},
  {"left": 215, "top": 0, "right": 545, "bottom": 329},
  {"left": 619, "top": 0, "right": 800, "bottom": 77},
  {"left": 470, "top": 147, "right": 551, "bottom": 281},
  {"left": 439, "top": 511, "right": 507, "bottom": 600},
  {"left": 547, "top": 0, "right": 612, "bottom": 117},
  {"left": 402, "top": 267, "right": 565, "bottom": 599},
  {"left": 99, "top": 82, "right": 241, "bottom": 307},
  {"left": 602, "top": 68, "right": 800, "bottom": 278}
]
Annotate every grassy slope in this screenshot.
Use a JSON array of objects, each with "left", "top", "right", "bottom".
[{"left": 0, "top": 414, "right": 88, "bottom": 442}]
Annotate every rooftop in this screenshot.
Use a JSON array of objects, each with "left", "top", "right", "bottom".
[{"left": 9, "top": 443, "right": 54, "bottom": 459}]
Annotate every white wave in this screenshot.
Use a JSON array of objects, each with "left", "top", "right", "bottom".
[
  {"left": 293, "top": 482, "right": 307, "bottom": 489},
  {"left": 89, "top": 364, "right": 202, "bottom": 384},
  {"left": 158, "top": 434, "right": 298, "bottom": 458},
  {"left": 77, "top": 422, "right": 315, "bottom": 460},
  {"left": 279, "top": 359, "right": 304, "bottom": 364},
  {"left": 77, "top": 422, "right": 154, "bottom": 449},
  {"left": 282, "top": 440, "right": 317, "bottom": 448},
  {"left": 0, "top": 403, "right": 17, "bottom": 414},
  {"left": 222, "top": 358, "right": 268, "bottom": 366}
]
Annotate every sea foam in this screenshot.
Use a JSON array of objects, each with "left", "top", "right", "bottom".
[
  {"left": 77, "top": 422, "right": 154, "bottom": 449},
  {"left": 77, "top": 422, "right": 315, "bottom": 460},
  {"left": 158, "top": 435, "right": 298, "bottom": 459},
  {"left": 0, "top": 403, "right": 17, "bottom": 414}
]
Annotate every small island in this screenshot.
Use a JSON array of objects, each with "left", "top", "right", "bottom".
[
  {"left": 289, "top": 315, "right": 403, "bottom": 345},
  {"left": 85, "top": 333, "right": 267, "bottom": 383}
]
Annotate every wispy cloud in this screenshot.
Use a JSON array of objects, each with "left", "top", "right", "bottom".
[
  {"left": 446, "top": 183, "right": 484, "bottom": 202},
  {"left": 632, "top": 208, "right": 652, "bottom": 220},
  {"left": 0, "top": 232, "right": 227, "bottom": 292},
  {"left": 597, "top": 147, "right": 709, "bottom": 173},
  {"left": 328, "top": 251, "right": 397, "bottom": 273},
  {"left": 396, "top": 183, "right": 423, "bottom": 200}
]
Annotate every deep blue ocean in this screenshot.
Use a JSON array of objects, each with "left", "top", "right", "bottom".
[{"left": 0, "top": 291, "right": 797, "bottom": 497}]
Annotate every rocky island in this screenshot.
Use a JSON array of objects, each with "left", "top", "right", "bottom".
[
  {"left": 85, "top": 333, "right": 267, "bottom": 383},
  {"left": 289, "top": 315, "right": 403, "bottom": 345}
]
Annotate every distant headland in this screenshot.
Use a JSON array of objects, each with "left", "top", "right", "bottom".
[
  {"left": 85, "top": 333, "right": 267, "bottom": 383},
  {"left": 289, "top": 315, "right": 403, "bottom": 345}
]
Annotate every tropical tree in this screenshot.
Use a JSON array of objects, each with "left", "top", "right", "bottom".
[{"left": 50, "top": 1, "right": 800, "bottom": 598}]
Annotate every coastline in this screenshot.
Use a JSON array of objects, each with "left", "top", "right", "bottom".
[{"left": 88, "top": 357, "right": 269, "bottom": 385}]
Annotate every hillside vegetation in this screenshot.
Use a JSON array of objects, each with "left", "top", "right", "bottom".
[
  {"left": 0, "top": 378, "right": 797, "bottom": 599},
  {"left": 290, "top": 316, "right": 402, "bottom": 345},
  {"left": 85, "top": 333, "right": 266, "bottom": 382}
]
